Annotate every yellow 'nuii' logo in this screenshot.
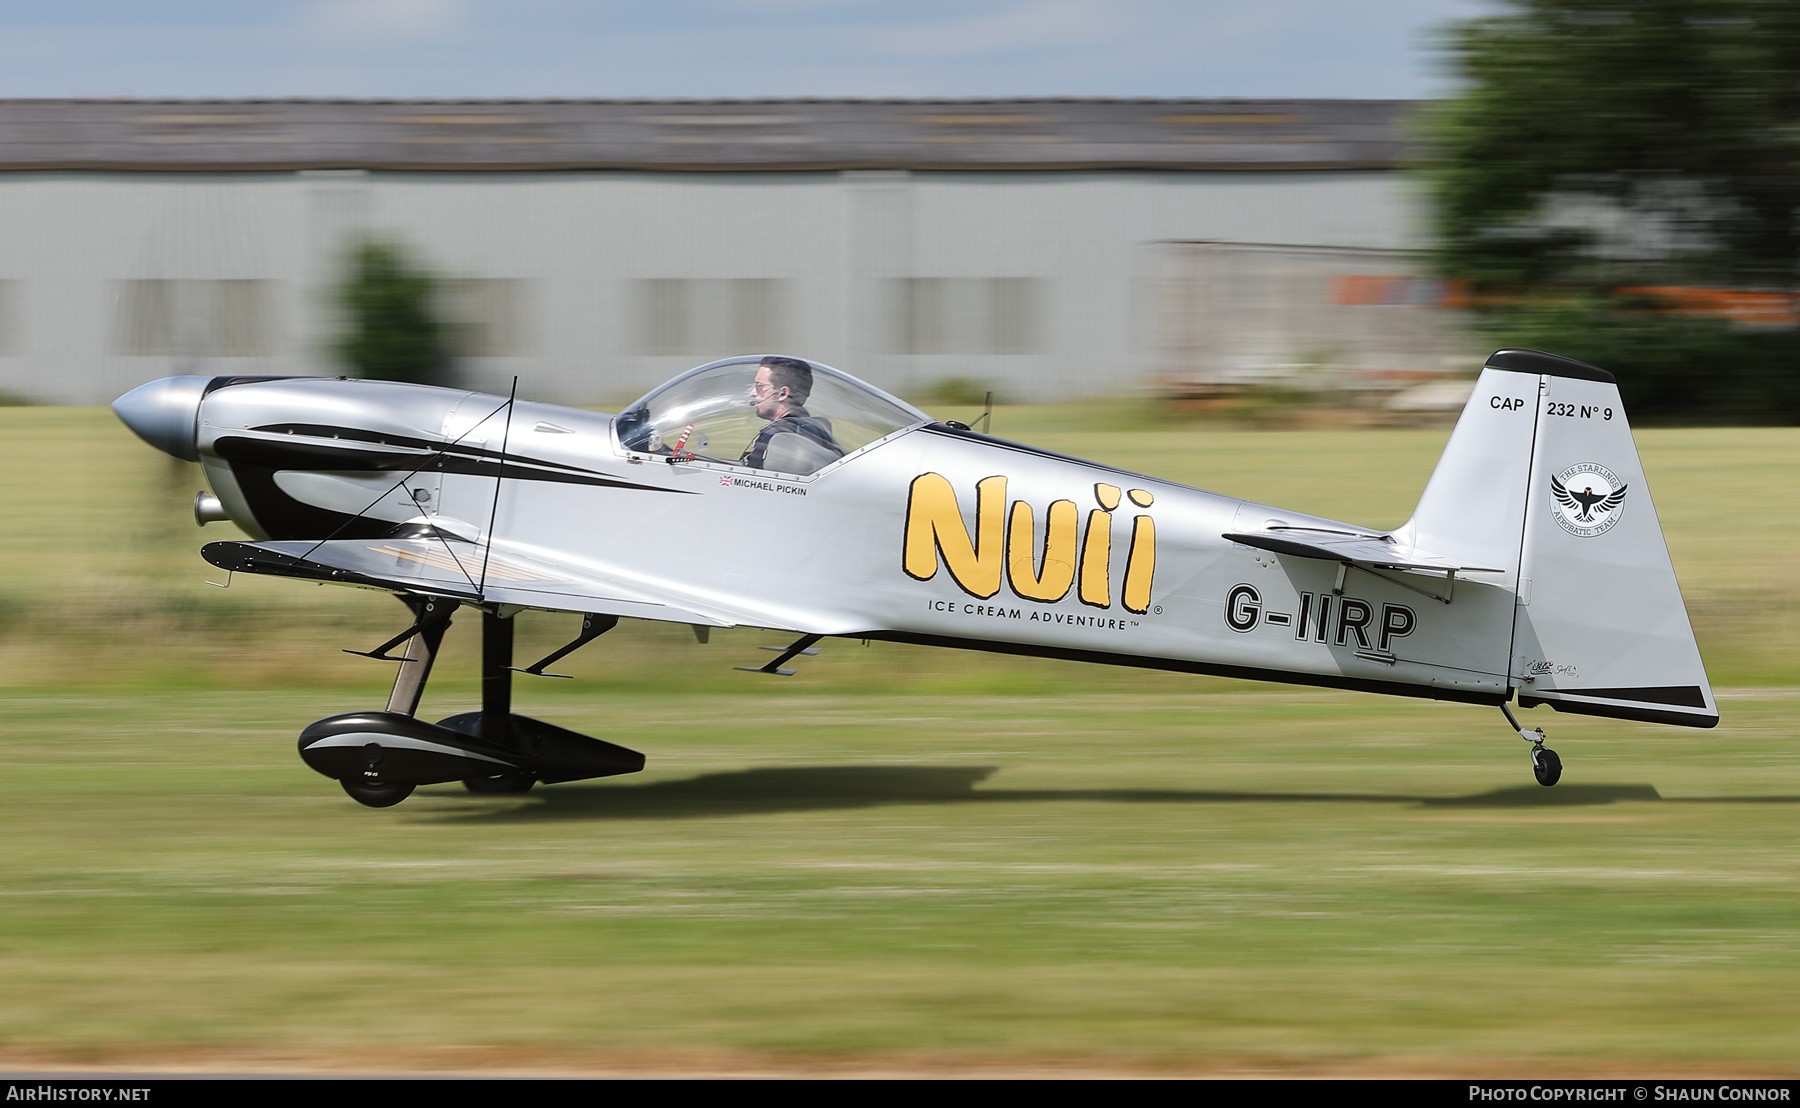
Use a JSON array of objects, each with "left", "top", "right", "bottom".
[{"left": 903, "top": 474, "right": 1156, "bottom": 613}]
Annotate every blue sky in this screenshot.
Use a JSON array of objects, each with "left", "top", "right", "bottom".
[{"left": 0, "top": 1, "right": 1497, "bottom": 100}]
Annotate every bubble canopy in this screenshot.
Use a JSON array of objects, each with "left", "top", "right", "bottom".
[{"left": 614, "top": 356, "right": 930, "bottom": 476}]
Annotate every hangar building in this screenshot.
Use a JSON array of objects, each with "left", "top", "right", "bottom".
[{"left": 0, "top": 99, "right": 1473, "bottom": 406}]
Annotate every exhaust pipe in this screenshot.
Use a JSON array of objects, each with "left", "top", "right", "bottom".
[{"left": 194, "top": 491, "right": 230, "bottom": 526}]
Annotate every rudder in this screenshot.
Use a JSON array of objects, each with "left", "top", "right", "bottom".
[{"left": 1504, "top": 351, "right": 1717, "bottom": 727}]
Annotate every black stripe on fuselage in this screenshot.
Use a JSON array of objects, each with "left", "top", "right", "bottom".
[
  {"left": 214, "top": 431, "right": 687, "bottom": 540},
  {"left": 250, "top": 423, "right": 596, "bottom": 475},
  {"left": 854, "top": 629, "right": 1509, "bottom": 707},
  {"left": 224, "top": 460, "right": 397, "bottom": 540},
  {"left": 205, "top": 376, "right": 301, "bottom": 396},
  {"left": 214, "top": 434, "right": 686, "bottom": 492}
]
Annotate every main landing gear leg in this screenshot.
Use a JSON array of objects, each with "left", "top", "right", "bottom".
[
  {"left": 1502, "top": 701, "right": 1561, "bottom": 787},
  {"left": 337, "top": 595, "right": 456, "bottom": 808},
  {"left": 385, "top": 596, "right": 456, "bottom": 718},
  {"left": 464, "top": 608, "right": 537, "bottom": 795},
  {"left": 305, "top": 602, "right": 644, "bottom": 808}
]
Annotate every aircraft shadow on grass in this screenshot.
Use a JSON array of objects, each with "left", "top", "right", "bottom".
[{"left": 421, "top": 766, "right": 1800, "bottom": 823}]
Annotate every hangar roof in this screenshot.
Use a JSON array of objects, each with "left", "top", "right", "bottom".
[{"left": 0, "top": 98, "right": 1408, "bottom": 173}]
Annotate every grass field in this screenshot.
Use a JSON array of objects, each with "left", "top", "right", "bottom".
[{"left": 0, "top": 407, "right": 1796, "bottom": 1076}]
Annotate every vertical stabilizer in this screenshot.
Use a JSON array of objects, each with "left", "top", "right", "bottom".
[
  {"left": 1386, "top": 360, "right": 1543, "bottom": 681},
  {"left": 1396, "top": 363, "right": 1541, "bottom": 578},
  {"left": 1397, "top": 350, "right": 1715, "bottom": 728},
  {"left": 1503, "top": 351, "right": 1717, "bottom": 727}
]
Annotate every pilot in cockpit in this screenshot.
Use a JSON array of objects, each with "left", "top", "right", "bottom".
[{"left": 741, "top": 356, "right": 846, "bottom": 473}]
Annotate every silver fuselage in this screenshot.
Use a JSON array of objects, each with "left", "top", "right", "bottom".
[{"left": 133, "top": 373, "right": 1513, "bottom": 707}]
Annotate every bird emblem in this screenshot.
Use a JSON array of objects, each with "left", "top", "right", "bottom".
[{"left": 1552, "top": 473, "right": 1627, "bottom": 522}]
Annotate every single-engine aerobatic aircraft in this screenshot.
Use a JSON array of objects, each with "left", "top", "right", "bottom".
[{"left": 113, "top": 349, "right": 1715, "bottom": 807}]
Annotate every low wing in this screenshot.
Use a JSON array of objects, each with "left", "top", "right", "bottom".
[
  {"left": 202, "top": 538, "right": 739, "bottom": 627},
  {"left": 1220, "top": 528, "right": 1504, "bottom": 575}
]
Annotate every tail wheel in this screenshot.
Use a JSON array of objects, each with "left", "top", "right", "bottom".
[
  {"left": 464, "top": 771, "right": 537, "bottom": 795},
  {"left": 341, "top": 779, "right": 416, "bottom": 807},
  {"left": 1531, "top": 747, "right": 1563, "bottom": 787}
]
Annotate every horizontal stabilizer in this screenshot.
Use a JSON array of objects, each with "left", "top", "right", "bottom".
[
  {"left": 1222, "top": 529, "right": 1504, "bottom": 574},
  {"left": 202, "top": 538, "right": 736, "bottom": 627}
]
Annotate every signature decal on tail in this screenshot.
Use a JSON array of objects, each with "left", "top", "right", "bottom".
[{"left": 1550, "top": 463, "right": 1628, "bottom": 537}]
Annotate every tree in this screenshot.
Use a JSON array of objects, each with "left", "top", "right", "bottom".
[
  {"left": 1427, "top": 0, "right": 1800, "bottom": 422},
  {"left": 335, "top": 239, "right": 451, "bottom": 385}
]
